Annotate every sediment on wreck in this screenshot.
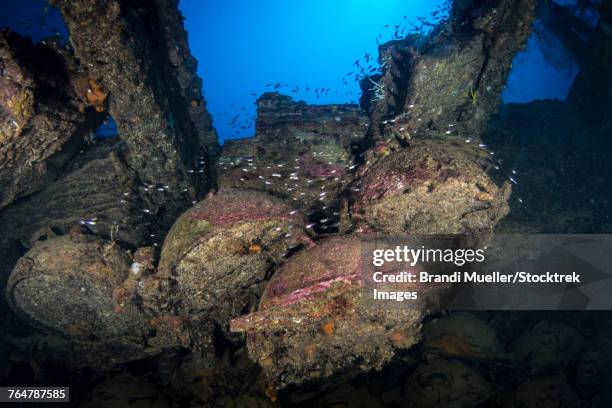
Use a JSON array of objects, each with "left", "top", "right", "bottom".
[
  {"left": 361, "top": 0, "right": 536, "bottom": 143},
  {"left": 154, "top": 0, "right": 221, "bottom": 160},
  {"left": 482, "top": 99, "right": 612, "bottom": 234},
  {"left": 255, "top": 92, "right": 367, "bottom": 145}
]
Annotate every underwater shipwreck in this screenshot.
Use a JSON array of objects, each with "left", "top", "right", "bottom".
[{"left": 1, "top": 0, "right": 612, "bottom": 406}]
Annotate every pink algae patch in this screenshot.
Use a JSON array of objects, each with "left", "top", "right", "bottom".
[
  {"left": 187, "top": 190, "right": 297, "bottom": 227},
  {"left": 263, "top": 273, "right": 361, "bottom": 310},
  {"left": 357, "top": 161, "right": 434, "bottom": 203},
  {"left": 299, "top": 153, "right": 345, "bottom": 178},
  {"left": 260, "top": 236, "right": 364, "bottom": 306},
  {"left": 229, "top": 274, "right": 361, "bottom": 333}
]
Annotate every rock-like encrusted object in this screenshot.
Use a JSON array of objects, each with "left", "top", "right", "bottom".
[
  {"left": 154, "top": 0, "right": 220, "bottom": 159},
  {"left": 6, "top": 234, "right": 156, "bottom": 367},
  {"left": 217, "top": 93, "right": 367, "bottom": 215},
  {"left": 159, "top": 189, "right": 308, "bottom": 338},
  {"left": 422, "top": 312, "right": 503, "bottom": 361},
  {"left": 507, "top": 374, "right": 582, "bottom": 408},
  {"left": 231, "top": 235, "right": 437, "bottom": 391},
  {"left": 0, "top": 31, "right": 100, "bottom": 210},
  {"left": 510, "top": 320, "right": 583, "bottom": 374},
  {"left": 349, "top": 139, "right": 510, "bottom": 234},
  {"left": 362, "top": 0, "right": 536, "bottom": 142},
  {"left": 403, "top": 359, "right": 493, "bottom": 408}
]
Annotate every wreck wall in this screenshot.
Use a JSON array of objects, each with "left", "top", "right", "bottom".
[{"left": 363, "top": 0, "right": 536, "bottom": 142}]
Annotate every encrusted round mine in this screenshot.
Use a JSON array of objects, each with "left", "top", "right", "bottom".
[
  {"left": 350, "top": 139, "right": 511, "bottom": 234},
  {"left": 6, "top": 234, "right": 150, "bottom": 350},
  {"left": 158, "top": 189, "right": 307, "bottom": 336},
  {"left": 231, "top": 235, "right": 436, "bottom": 390}
]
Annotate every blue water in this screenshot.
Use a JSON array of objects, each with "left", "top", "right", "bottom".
[
  {"left": 179, "top": 0, "right": 578, "bottom": 142},
  {"left": 502, "top": 23, "right": 578, "bottom": 103},
  {"left": 0, "top": 0, "right": 579, "bottom": 143},
  {"left": 0, "top": 0, "right": 68, "bottom": 44},
  {"left": 178, "top": 0, "right": 450, "bottom": 141}
]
